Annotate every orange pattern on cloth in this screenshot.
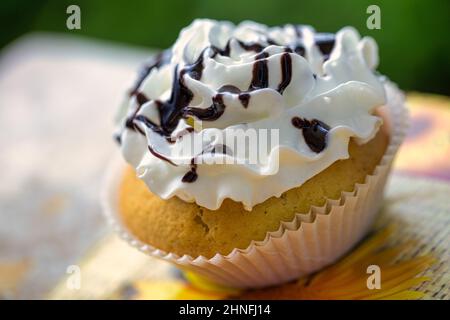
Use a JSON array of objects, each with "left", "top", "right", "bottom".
[{"left": 394, "top": 93, "right": 450, "bottom": 180}]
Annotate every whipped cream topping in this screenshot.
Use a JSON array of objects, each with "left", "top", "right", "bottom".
[{"left": 115, "top": 19, "right": 386, "bottom": 210}]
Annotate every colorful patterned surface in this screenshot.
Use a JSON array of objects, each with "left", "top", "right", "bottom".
[
  {"left": 0, "top": 34, "right": 449, "bottom": 300},
  {"left": 394, "top": 93, "right": 450, "bottom": 180},
  {"left": 115, "top": 228, "right": 437, "bottom": 300}
]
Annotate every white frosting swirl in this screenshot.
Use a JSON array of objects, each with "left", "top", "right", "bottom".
[{"left": 116, "top": 19, "right": 386, "bottom": 210}]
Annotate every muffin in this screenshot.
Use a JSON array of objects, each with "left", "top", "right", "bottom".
[
  {"left": 106, "top": 19, "right": 407, "bottom": 288},
  {"left": 119, "top": 126, "right": 388, "bottom": 259}
]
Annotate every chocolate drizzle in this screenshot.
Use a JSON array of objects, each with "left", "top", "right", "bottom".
[
  {"left": 182, "top": 159, "right": 198, "bottom": 183},
  {"left": 291, "top": 117, "right": 330, "bottom": 153},
  {"left": 168, "top": 127, "right": 195, "bottom": 143},
  {"left": 135, "top": 92, "right": 149, "bottom": 106},
  {"left": 314, "top": 33, "right": 335, "bottom": 60},
  {"left": 211, "top": 38, "right": 266, "bottom": 58},
  {"left": 181, "top": 144, "right": 231, "bottom": 183},
  {"left": 154, "top": 64, "right": 195, "bottom": 135},
  {"left": 249, "top": 51, "right": 269, "bottom": 90},
  {"left": 211, "top": 42, "right": 231, "bottom": 57},
  {"left": 148, "top": 145, "right": 177, "bottom": 166},
  {"left": 183, "top": 94, "right": 226, "bottom": 121},
  {"left": 182, "top": 50, "right": 205, "bottom": 80},
  {"left": 134, "top": 114, "right": 164, "bottom": 135},
  {"left": 125, "top": 92, "right": 150, "bottom": 135},
  {"left": 216, "top": 85, "right": 249, "bottom": 108},
  {"left": 237, "top": 39, "right": 265, "bottom": 53},
  {"left": 125, "top": 28, "right": 332, "bottom": 138},
  {"left": 128, "top": 50, "right": 206, "bottom": 138},
  {"left": 129, "top": 50, "right": 172, "bottom": 96},
  {"left": 210, "top": 50, "right": 293, "bottom": 108},
  {"left": 238, "top": 93, "right": 251, "bottom": 108},
  {"left": 277, "top": 53, "right": 292, "bottom": 94},
  {"left": 293, "top": 44, "right": 306, "bottom": 57},
  {"left": 122, "top": 25, "right": 338, "bottom": 182}
]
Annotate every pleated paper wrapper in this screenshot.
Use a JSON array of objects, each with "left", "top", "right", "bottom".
[{"left": 102, "top": 81, "right": 409, "bottom": 288}]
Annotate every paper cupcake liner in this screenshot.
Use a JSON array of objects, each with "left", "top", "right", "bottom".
[{"left": 102, "top": 81, "right": 409, "bottom": 288}]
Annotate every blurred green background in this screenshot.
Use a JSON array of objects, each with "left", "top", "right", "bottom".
[{"left": 1, "top": 0, "right": 449, "bottom": 95}]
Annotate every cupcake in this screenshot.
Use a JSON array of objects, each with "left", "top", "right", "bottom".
[{"left": 105, "top": 19, "right": 408, "bottom": 288}]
